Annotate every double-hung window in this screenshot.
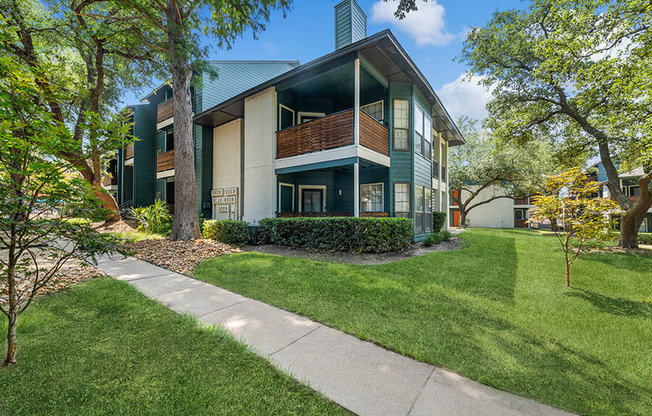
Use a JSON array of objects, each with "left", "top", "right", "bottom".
[
  {"left": 393, "top": 100, "right": 409, "bottom": 150},
  {"left": 361, "top": 183, "right": 384, "bottom": 212},
  {"left": 362, "top": 101, "right": 384, "bottom": 122},
  {"left": 414, "top": 185, "right": 433, "bottom": 233},
  {"left": 394, "top": 183, "right": 410, "bottom": 218},
  {"left": 414, "top": 105, "right": 432, "bottom": 160}
]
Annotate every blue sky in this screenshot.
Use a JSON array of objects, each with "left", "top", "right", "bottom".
[{"left": 123, "top": 0, "right": 526, "bottom": 121}]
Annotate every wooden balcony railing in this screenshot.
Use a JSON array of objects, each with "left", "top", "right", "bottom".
[
  {"left": 277, "top": 109, "right": 354, "bottom": 159},
  {"left": 276, "top": 109, "right": 390, "bottom": 159},
  {"left": 102, "top": 174, "right": 117, "bottom": 187},
  {"left": 514, "top": 197, "right": 532, "bottom": 205},
  {"left": 157, "top": 99, "right": 174, "bottom": 123},
  {"left": 125, "top": 144, "right": 134, "bottom": 159},
  {"left": 359, "top": 111, "right": 389, "bottom": 156},
  {"left": 157, "top": 150, "right": 175, "bottom": 172}
]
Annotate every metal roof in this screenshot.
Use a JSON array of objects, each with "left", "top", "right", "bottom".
[{"left": 194, "top": 30, "right": 465, "bottom": 145}]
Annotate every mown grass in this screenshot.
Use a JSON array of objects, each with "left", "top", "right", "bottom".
[
  {"left": 0, "top": 278, "right": 347, "bottom": 415},
  {"left": 194, "top": 228, "right": 652, "bottom": 416}
]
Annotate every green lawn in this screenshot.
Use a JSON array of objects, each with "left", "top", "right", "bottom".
[
  {"left": 0, "top": 279, "right": 347, "bottom": 415},
  {"left": 194, "top": 229, "right": 652, "bottom": 416}
]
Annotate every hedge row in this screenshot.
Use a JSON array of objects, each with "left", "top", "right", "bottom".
[
  {"left": 258, "top": 217, "right": 413, "bottom": 253},
  {"left": 639, "top": 233, "right": 652, "bottom": 245},
  {"left": 202, "top": 220, "right": 250, "bottom": 246}
]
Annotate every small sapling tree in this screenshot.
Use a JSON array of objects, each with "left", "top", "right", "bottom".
[
  {"left": 0, "top": 48, "right": 119, "bottom": 366},
  {"left": 531, "top": 168, "right": 618, "bottom": 287}
]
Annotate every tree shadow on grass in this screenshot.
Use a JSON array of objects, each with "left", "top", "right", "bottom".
[
  {"left": 417, "top": 292, "right": 652, "bottom": 416},
  {"left": 565, "top": 289, "right": 652, "bottom": 319},
  {"left": 581, "top": 250, "right": 652, "bottom": 273}
]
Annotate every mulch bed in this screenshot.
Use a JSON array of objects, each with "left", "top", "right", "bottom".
[
  {"left": 243, "top": 237, "right": 464, "bottom": 265},
  {"left": 1, "top": 263, "right": 106, "bottom": 305},
  {"left": 123, "top": 239, "right": 241, "bottom": 275}
]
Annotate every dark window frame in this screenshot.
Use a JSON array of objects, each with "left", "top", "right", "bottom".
[{"left": 392, "top": 99, "right": 410, "bottom": 151}]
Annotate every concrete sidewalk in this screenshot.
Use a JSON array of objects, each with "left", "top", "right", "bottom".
[{"left": 96, "top": 254, "right": 573, "bottom": 416}]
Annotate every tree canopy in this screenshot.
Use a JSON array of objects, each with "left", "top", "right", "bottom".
[{"left": 460, "top": 0, "right": 651, "bottom": 247}]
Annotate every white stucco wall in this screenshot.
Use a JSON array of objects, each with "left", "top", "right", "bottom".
[
  {"left": 212, "top": 118, "right": 242, "bottom": 220},
  {"left": 460, "top": 185, "right": 515, "bottom": 228},
  {"left": 243, "top": 87, "right": 277, "bottom": 223}
]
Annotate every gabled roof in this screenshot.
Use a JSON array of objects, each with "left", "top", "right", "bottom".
[
  {"left": 619, "top": 167, "right": 645, "bottom": 179},
  {"left": 194, "top": 30, "right": 465, "bottom": 145}
]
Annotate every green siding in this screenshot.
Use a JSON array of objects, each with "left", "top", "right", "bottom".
[
  {"left": 193, "top": 125, "right": 214, "bottom": 218},
  {"left": 334, "top": 0, "right": 366, "bottom": 49},
  {"left": 388, "top": 82, "right": 413, "bottom": 217},
  {"left": 132, "top": 104, "right": 157, "bottom": 207}
]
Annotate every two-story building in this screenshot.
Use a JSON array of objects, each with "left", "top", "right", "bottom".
[{"left": 114, "top": 0, "right": 464, "bottom": 241}]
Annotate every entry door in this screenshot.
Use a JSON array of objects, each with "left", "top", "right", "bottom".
[
  {"left": 302, "top": 189, "right": 323, "bottom": 212},
  {"left": 280, "top": 185, "right": 294, "bottom": 213}
]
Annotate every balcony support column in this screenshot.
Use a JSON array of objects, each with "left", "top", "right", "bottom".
[
  {"left": 354, "top": 58, "right": 360, "bottom": 146},
  {"left": 354, "top": 161, "right": 360, "bottom": 217}
]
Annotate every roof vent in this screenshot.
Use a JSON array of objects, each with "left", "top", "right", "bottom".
[{"left": 334, "top": 0, "right": 367, "bottom": 50}]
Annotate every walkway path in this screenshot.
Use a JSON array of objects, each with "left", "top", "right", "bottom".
[{"left": 95, "top": 254, "right": 573, "bottom": 416}]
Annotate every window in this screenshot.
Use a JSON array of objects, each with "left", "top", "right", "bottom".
[
  {"left": 514, "top": 208, "right": 528, "bottom": 220},
  {"left": 302, "top": 189, "right": 324, "bottom": 212},
  {"left": 361, "top": 101, "right": 384, "bottom": 122},
  {"left": 432, "top": 160, "right": 439, "bottom": 179},
  {"left": 361, "top": 183, "right": 384, "bottom": 212},
  {"left": 414, "top": 185, "right": 433, "bottom": 233},
  {"left": 441, "top": 164, "right": 446, "bottom": 182},
  {"left": 414, "top": 105, "right": 432, "bottom": 160},
  {"left": 394, "top": 183, "right": 410, "bottom": 218},
  {"left": 414, "top": 106, "right": 423, "bottom": 155},
  {"left": 278, "top": 104, "right": 295, "bottom": 130},
  {"left": 630, "top": 186, "right": 641, "bottom": 196},
  {"left": 165, "top": 130, "right": 174, "bottom": 151},
  {"left": 393, "top": 100, "right": 409, "bottom": 150}
]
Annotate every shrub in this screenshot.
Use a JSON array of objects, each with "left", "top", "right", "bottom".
[
  {"left": 203, "top": 219, "right": 250, "bottom": 246},
  {"left": 424, "top": 232, "right": 444, "bottom": 246},
  {"left": 129, "top": 200, "right": 172, "bottom": 234},
  {"left": 432, "top": 211, "right": 447, "bottom": 232},
  {"left": 639, "top": 233, "right": 652, "bottom": 245},
  {"left": 423, "top": 230, "right": 452, "bottom": 247},
  {"left": 258, "top": 217, "right": 413, "bottom": 253}
]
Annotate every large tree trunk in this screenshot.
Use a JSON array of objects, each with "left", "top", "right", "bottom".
[
  {"left": 619, "top": 209, "right": 647, "bottom": 249},
  {"left": 3, "top": 312, "right": 17, "bottom": 366},
  {"left": 167, "top": 1, "right": 201, "bottom": 241},
  {"left": 93, "top": 184, "right": 120, "bottom": 219},
  {"left": 459, "top": 210, "right": 468, "bottom": 229}
]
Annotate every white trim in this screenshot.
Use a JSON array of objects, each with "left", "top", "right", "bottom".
[
  {"left": 297, "top": 112, "right": 325, "bottom": 124},
  {"left": 354, "top": 58, "right": 360, "bottom": 147},
  {"left": 360, "top": 182, "right": 384, "bottom": 213},
  {"left": 278, "top": 104, "right": 295, "bottom": 129},
  {"left": 124, "top": 157, "right": 134, "bottom": 166},
  {"left": 361, "top": 100, "right": 384, "bottom": 121},
  {"left": 298, "top": 185, "right": 327, "bottom": 212},
  {"left": 157, "top": 117, "right": 173, "bottom": 131},
  {"left": 157, "top": 169, "right": 175, "bottom": 179},
  {"left": 278, "top": 182, "right": 295, "bottom": 212},
  {"left": 274, "top": 144, "right": 391, "bottom": 171}
]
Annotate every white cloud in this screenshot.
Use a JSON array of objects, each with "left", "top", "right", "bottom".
[
  {"left": 370, "top": 0, "right": 455, "bottom": 47},
  {"left": 263, "top": 42, "right": 277, "bottom": 54},
  {"left": 436, "top": 73, "right": 493, "bottom": 121}
]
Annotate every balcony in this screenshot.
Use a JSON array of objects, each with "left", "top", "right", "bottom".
[
  {"left": 125, "top": 144, "right": 134, "bottom": 160},
  {"left": 276, "top": 109, "right": 389, "bottom": 160},
  {"left": 157, "top": 150, "right": 174, "bottom": 172},
  {"left": 157, "top": 99, "right": 174, "bottom": 123},
  {"left": 102, "top": 174, "right": 117, "bottom": 187}
]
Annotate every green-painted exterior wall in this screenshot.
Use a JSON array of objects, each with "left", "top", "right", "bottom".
[
  {"left": 334, "top": 0, "right": 366, "bottom": 50},
  {"left": 132, "top": 104, "right": 157, "bottom": 207}
]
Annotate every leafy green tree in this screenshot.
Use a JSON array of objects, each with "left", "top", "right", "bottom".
[
  {"left": 0, "top": 45, "right": 118, "bottom": 365},
  {"left": 460, "top": 0, "right": 652, "bottom": 248},
  {"left": 531, "top": 169, "right": 618, "bottom": 287},
  {"left": 1, "top": 0, "right": 161, "bottom": 216},
  {"left": 449, "top": 117, "right": 553, "bottom": 228}
]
